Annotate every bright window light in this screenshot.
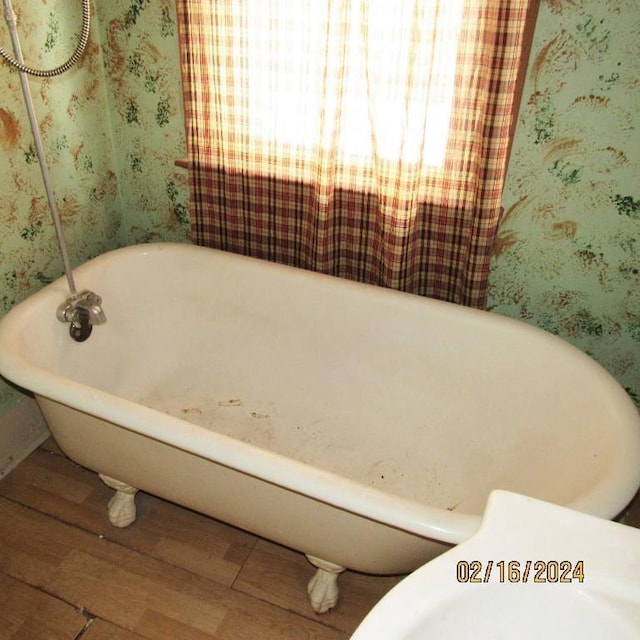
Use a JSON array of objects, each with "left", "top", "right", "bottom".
[{"left": 238, "top": 1, "right": 464, "bottom": 171}]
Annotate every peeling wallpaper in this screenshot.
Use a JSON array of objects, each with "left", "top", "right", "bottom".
[{"left": 0, "top": 0, "right": 638, "bottom": 415}]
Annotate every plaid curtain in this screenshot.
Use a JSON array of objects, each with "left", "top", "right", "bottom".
[{"left": 177, "top": 1, "right": 533, "bottom": 308}]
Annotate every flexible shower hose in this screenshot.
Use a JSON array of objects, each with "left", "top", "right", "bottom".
[{"left": 1, "top": 0, "right": 90, "bottom": 77}]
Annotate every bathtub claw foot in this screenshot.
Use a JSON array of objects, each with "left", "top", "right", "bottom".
[
  {"left": 99, "top": 474, "right": 139, "bottom": 528},
  {"left": 305, "top": 555, "right": 345, "bottom": 614}
]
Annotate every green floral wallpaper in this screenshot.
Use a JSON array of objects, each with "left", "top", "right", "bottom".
[
  {"left": 0, "top": 0, "right": 638, "bottom": 416},
  {"left": 96, "top": 0, "right": 188, "bottom": 243},
  {"left": 489, "top": 0, "right": 640, "bottom": 404}
]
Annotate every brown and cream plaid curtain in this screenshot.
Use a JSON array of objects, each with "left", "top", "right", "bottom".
[{"left": 177, "top": 0, "right": 534, "bottom": 308}]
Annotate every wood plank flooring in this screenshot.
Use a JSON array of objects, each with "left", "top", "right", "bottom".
[
  {"left": 1, "top": 438, "right": 639, "bottom": 639},
  {"left": 0, "top": 440, "right": 403, "bottom": 639}
]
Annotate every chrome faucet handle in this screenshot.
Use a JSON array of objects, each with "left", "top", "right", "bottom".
[
  {"left": 56, "top": 289, "right": 106, "bottom": 341},
  {"left": 74, "top": 290, "right": 106, "bottom": 325}
]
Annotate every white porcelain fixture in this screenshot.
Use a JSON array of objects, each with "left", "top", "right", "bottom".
[
  {"left": 351, "top": 490, "right": 640, "bottom": 639},
  {"left": 0, "top": 243, "right": 639, "bottom": 613}
]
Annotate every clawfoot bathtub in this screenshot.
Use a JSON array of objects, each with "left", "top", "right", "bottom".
[{"left": 1, "top": 243, "right": 639, "bottom": 614}]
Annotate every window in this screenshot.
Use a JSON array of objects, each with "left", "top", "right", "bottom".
[
  {"left": 238, "top": 1, "right": 464, "bottom": 171},
  {"left": 178, "top": 1, "right": 538, "bottom": 308}
]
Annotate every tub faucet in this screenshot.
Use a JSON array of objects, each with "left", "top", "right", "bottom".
[{"left": 56, "top": 289, "right": 106, "bottom": 342}]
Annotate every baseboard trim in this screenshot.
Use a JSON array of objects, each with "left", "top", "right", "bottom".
[{"left": 0, "top": 396, "right": 50, "bottom": 479}]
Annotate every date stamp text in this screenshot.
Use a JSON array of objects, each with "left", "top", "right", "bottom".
[{"left": 456, "top": 560, "right": 584, "bottom": 584}]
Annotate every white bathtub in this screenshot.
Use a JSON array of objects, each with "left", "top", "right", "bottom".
[{"left": 1, "top": 243, "right": 639, "bottom": 613}]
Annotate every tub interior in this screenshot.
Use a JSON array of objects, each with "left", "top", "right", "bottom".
[{"left": 12, "top": 245, "right": 639, "bottom": 517}]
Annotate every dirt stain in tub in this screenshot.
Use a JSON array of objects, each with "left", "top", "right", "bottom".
[
  {"left": 218, "top": 399, "right": 243, "bottom": 407},
  {"left": 216, "top": 399, "right": 271, "bottom": 418}
]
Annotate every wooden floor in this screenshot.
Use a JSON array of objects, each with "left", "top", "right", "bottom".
[
  {"left": 0, "top": 439, "right": 404, "bottom": 639},
  {"left": 1, "top": 439, "right": 639, "bottom": 640}
]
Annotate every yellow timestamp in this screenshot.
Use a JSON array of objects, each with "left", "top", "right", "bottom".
[{"left": 456, "top": 560, "right": 584, "bottom": 584}]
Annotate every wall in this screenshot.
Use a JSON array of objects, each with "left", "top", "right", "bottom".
[
  {"left": 489, "top": 0, "right": 640, "bottom": 404},
  {"left": 95, "top": 0, "right": 189, "bottom": 246},
  {"left": 0, "top": 0, "right": 120, "bottom": 412},
  {"left": 0, "top": 0, "right": 638, "bottom": 417}
]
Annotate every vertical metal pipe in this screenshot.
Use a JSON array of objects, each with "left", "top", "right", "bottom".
[{"left": 3, "top": 0, "right": 77, "bottom": 295}]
